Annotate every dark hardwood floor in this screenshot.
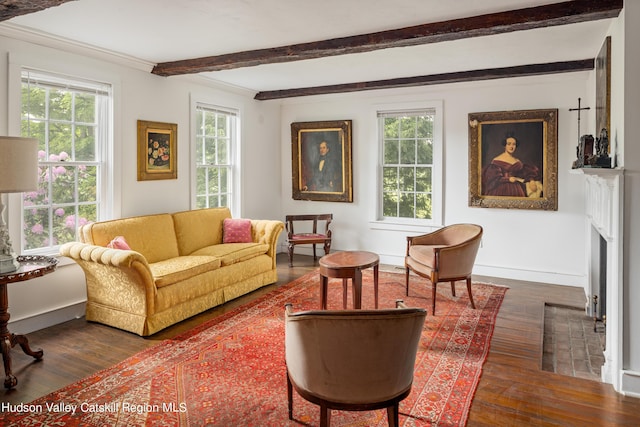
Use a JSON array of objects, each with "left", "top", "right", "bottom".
[{"left": 2, "top": 253, "right": 640, "bottom": 425}]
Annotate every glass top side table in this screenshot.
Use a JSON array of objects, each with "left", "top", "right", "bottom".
[{"left": 0, "top": 255, "right": 58, "bottom": 389}]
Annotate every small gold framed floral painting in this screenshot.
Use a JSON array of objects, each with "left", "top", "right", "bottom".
[{"left": 137, "top": 120, "right": 177, "bottom": 181}]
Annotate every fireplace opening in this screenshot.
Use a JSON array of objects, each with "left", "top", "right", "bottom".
[
  {"left": 597, "top": 234, "right": 607, "bottom": 321},
  {"left": 590, "top": 226, "right": 608, "bottom": 325}
]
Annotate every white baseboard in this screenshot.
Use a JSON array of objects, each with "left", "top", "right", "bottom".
[
  {"left": 378, "top": 254, "right": 585, "bottom": 288},
  {"left": 471, "top": 264, "right": 585, "bottom": 288},
  {"left": 620, "top": 370, "right": 640, "bottom": 397},
  {"left": 278, "top": 247, "right": 585, "bottom": 287},
  {"left": 8, "top": 302, "right": 86, "bottom": 335}
]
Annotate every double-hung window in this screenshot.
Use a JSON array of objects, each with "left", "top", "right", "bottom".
[
  {"left": 20, "top": 70, "right": 112, "bottom": 253},
  {"left": 378, "top": 103, "right": 442, "bottom": 225},
  {"left": 193, "top": 104, "right": 238, "bottom": 211}
]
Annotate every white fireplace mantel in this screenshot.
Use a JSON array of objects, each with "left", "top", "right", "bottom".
[
  {"left": 579, "top": 168, "right": 624, "bottom": 239},
  {"left": 573, "top": 167, "right": 624, "bottom": 391}
]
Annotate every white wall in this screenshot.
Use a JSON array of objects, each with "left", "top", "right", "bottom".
[
  {"left": 279, "top": 73, "right": 591, "bottom": 287},
  {"left": 0, "top": 34, "right": 282, "bottom": 333}
]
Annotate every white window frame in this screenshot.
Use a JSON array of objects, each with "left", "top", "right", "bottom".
[
  {"left": 190, "top": 99, "right": 241, "bottom": 216},
  {"left": 18, "top": 68, "right": 113, "bottom": 255},
  {"left": 370, "top": 100, "right": 443, "bottom": 232}
]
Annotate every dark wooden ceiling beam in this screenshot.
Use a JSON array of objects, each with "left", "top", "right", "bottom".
[
  {"left": 253, "top": 59, "right": 594, "bottom": 100},
  {"left": 152, "top": 0, "right": 621, "bottom": 77},
  {"left": 0, "top": 0, "right": 74, "bottom": 21}
]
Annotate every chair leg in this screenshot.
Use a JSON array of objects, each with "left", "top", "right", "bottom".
[
  {"left": 324, "top": 240, "right": 331, "bottom": 255},
  {"left": 320, "top": 404, "right": 330, "bottom": 427},
  {"left": 312, "top": 244, "right": 317, "bottom": 260},
  {"left": 450, "top": 280, "right": 456, "bottom": 297},
  {"left": 466, "top": 277, "right": 476, "bottom": 309},
  {"left": 432, "top": 282, "right": 437, "bottom": 315},
  {"left": 405, "top": 267, "right": 410, "bottom": 296},
  {"left": 342, "top": 279, "right": 348, "bottom": 309},
  {"left": 287, "top": 373, "right": 293, "bottom": 420},
  {"left": 387, "top": 403, "right": 400, "bottom": 427},
  {"left": 287, "top": 244, "right": 294, "bottom": 267}
]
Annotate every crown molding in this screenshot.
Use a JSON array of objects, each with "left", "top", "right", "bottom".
[{"left": 0, "top": 22, "right": 155, "bottom": 73}]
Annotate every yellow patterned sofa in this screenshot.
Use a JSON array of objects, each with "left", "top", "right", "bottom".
[{"left": 59, "top": 207, "right": 284, "bottom": 336}]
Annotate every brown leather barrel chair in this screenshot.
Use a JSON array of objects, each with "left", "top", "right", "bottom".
[
  {"left": 284, "top": 301, "right": 426, "bottom": 426},
  {"left": 405, "top": 223, "right": 483, "bottom": 315}
]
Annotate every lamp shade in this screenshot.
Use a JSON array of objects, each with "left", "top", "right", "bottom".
[{"left": 0, "top": 137, "right": 39, "bottom": 193}]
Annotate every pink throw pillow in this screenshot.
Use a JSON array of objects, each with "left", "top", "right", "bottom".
[
  {"left": 223, "top": 218, "right": 252, "bottom": 243},
  {"left": 107, "top": 236, "right": 131, "bottom": 250}
]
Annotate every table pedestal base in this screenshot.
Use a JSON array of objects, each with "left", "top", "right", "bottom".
[
  {"left": 319, "top": 251, "right": 379, "bottom": 310},
  {"left": 1, "top": 332, "right": 43, "bottom": 389},
  {"left": 0, "top": 255, "right": 57, "bottom": 389}
]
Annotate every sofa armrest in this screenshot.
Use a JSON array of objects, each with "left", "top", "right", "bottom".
[
  {"left": 251, "top": 220, "right": 285, "bottom": 265},
  {"left": 60, "top": 242, "right": 149, "bottom": 268},
  {"left": 59, "top": 242, "right": 157, "bottom": 315}
]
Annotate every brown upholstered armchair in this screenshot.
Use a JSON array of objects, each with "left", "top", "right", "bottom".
[
  {"left": 285, "top": 214, "right": 332, "bottom": 267},
  {"left": 405, "top": 223, "right": 483, "bottom": 315},
  {"left": 284, "top": 301, "right": 426, "bottom": 427}
]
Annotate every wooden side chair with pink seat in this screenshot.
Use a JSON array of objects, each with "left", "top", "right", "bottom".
[
  {"left": 405, "top": 223, "right": 483, "bottom": 315},
  {"left": 285, "top": 214, "right": 332, "bottom": 267}
]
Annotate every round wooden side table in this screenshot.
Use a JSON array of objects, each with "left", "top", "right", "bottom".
[
  {"left": 0, "top": 255, "right": 58, "bottom": 389},
  {"left": 319, "top": 250, "right": 379, "bottom": 310}
]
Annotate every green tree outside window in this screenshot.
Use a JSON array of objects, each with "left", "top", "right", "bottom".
[
  {"left": 21, "top": 71, "right": 110, "bottom": 252},
  {"left": 380, "top": 113, "right": 434, "bottom": 220}
]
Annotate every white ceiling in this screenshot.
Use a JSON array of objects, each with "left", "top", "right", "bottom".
[{"left": 0, "top": 0, "right": 615, "bottom": 94}]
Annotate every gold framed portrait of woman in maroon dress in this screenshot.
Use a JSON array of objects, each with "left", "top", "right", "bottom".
[{"left": 468, "top": 109, "right": 558, "bottom": 211}]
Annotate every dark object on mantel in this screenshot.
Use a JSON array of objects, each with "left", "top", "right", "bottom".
[
  {"left": 572, "top": 128, "right": 612, "bottom": 169},
  {"left": 572, "top": 134, "right": 592, "bottom": 169},
  {"left": 593, "top": 128, "right": 612, "bottom": 168}
]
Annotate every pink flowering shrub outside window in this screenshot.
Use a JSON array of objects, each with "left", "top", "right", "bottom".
[
  {"left": 21, "top": 72, "right": 108, "bottom": 252},
  {"left": 22, "top": 150, "right": 96, "bottom": 251}
]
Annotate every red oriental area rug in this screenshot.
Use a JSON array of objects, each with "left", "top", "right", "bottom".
[{"left": 1, "top": 270, "right": 507, "bottom": 426}]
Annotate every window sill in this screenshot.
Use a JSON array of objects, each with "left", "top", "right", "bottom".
[{"left": 368, "top": 219, "right": 441, "bottom": 234}]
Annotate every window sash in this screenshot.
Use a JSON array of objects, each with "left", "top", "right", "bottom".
[
  {"left": 372, "top": 105, "right": 442, "bottom": 229},
  {"left": 194, "top": 104, "right": 237, "bottom": 210},
  {"left": 379, "top": 111, "right": 435, "bottom": 221},
  {"left": 20, "top": 70, "right": 111, "bottom": 253},
  {"left": 377, "top": 108, "right": 435, "bottom": 118},
  {"left": 22, "top": 69, "right": 111, "bottom": 96}
]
